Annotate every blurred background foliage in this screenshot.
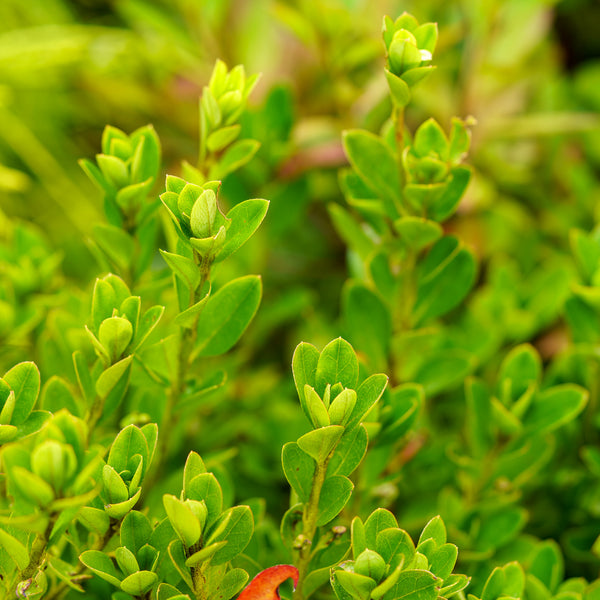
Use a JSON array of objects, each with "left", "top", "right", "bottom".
[{"left": 1, "top": 0, "right": 600, "bottom": 592}]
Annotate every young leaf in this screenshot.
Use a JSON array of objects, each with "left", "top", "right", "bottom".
[
  {"left": 418, "top": 515, "right": 447, "bottom": 546},
  {"left": 216, "top": 199, "right": 270, "bottom": 262},
  {"left": 523, "top": 384, "right": 588, "bottom": 434},
  {"left": 282, "top": 442, "right": 315, "bottom": 502},
  {"left": 0, "top": 527, "right": 29, "bottom": 571},
  {"left": 120, "top": 571, "right": 159, "bottom": 596},
  {"left": 342, "top": 130, "right": 401, "bottom": 209},
  {"left": 80, "top": 551, "right": 123, "bottom": 587},
  {"left": 206, "top": 505, "right": 254, "bottom": 565},
  {"left": 327, "top": 424, "right": 369, "bottom": 477},
  {"left": 4, "top": 361, "right": 40, "bottom": 426},
  {"left": 317, "top": 475, "right": 354, "bottom": 525},
  {"left": 292, "top": 342, "right": 320, "bottom": 411},
  {"left": 342, "top": 281, "right": 391, "bottom": 372},
  {"left": 364, "top": 509, "right": 398, "bottom": 549},
  {"left": 315, "top": 338, "right": 359, "bottom": 396},
  {"left": 195, "top": 275, "right": 262, "bottom": 357},
  {"left": 297, "top": 425, "right": 344, "bottom": 464},
  {"left": 211, "top": 139, "right": 261, "bottom": 179},
  {"left": 413, "top": 236, "right": 476, "bottom": 325},
  {"left": 382, "top": 570, "right": 440, "bottom": 600}
]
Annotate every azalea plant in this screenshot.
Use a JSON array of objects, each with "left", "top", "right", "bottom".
[{"left": 1, "top": 2, "right": 600, "bottom": 600}]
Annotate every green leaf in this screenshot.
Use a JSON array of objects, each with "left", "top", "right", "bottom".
[
  {"left": 13, "top": 466, "right": 55, "bottom": 506},
  {"left": 4, "top": 361, "right": 40, "bottom": 426},
  {"left": 530, "top": 541, "right": 563, "bottom": 593},
  {"left": 0, "top": 527, "right": 29, "bottom": 570},
  {"left": 187, "top": 473, "right": 223, "bottom": 525},
  {"left": 499, "top": 344, "right": 541, "bottom": 404},
  {"left": 413, "top": 119, "right": 449, "bottom": 159},
  {"left": 346, "top": 374, "right": 388, "bottom": 430},
  {"left": 282, "top": 442, "right": 315, "bottom": 502},
  {"left": 355, "top": 549, "right": 387, "bottom": 581},
  {"left": 439, "top": 574, "right": 470, "bottom": 598},
  {"left": 414, "top": 23, "right": 438, "bottom": 53},
  {"left": 96, "top": 355, "right": 133, "bottom": 404},
  {"left": 317, "top": 475, "right": 353, "bottom": 525},
  {"left": 216, "top": 199, "right": 269, "bottom": 262},
  {"left": 523, "top": 384, "right": 588, "bottom": 434},
  {"left": 383, "top": 570, "right": 439, "bottom": 600},
  {"left": 190, "top": 189, "right": 217, "bottom": 238},
  {"left": 79, "top": 157, "right": 113, "bottom": 195},
  {"left": 93, "top": 224, "right": 134, "bottom": 272},
  {"left": 160, "top": 250, "right": 201, "bottom": 291},
  {"left": 502, "top": 562, "right": 525, "bottom": 597},
  {"left": 429, "top": 166, "right": 471, "bottom": 222},
  {"left": 108, "top": 424, "right": 149, "bottom": 475},
  {"left": 183, "top": 452, "right": 206, "bottom": 495},
  {"left": 292, "top": 342, "right": 320, "bottom": 414},
  {"left": 430, "top": 544, "right": 458, "bottom": 580},
  {"left": 327, "top": 203, "right": 376, "bottom": 260},
  {"left": 157, "top": 583, "right": 192, "bottom": 600},
  {"left": 99, "top": 317, "right": 133, "bottom": 363},
  {"left": 130, "top": 124, "right": 161, "bottom": 183},
  {"left": 364, "top": 509, "right": 398, "bottom": 549},
  {"left": 327, "top": 424, "right": 369, "bottom": 477},
  {"left": 163, "top": 494, "right": 201, "bottom": 548},
  {"left": 385, "top": 69, "right": 411, "bottom": 107},
  {"left": 376, "top": 528, "right": 415, "bottom": 571},
  {"left": 342, "top": 130, "right": 401, "bottom": 211},
  {"left": 206, "top": 505, "right": 254, "bottom": 565},
  {"left": 466, "top": 377, "right": 494, "bottom": 457},
  {"left": 115, "top": 546, "right": 139, "bottom": 576},
  {"left": 448, "top": 117, "right": 471, "bottom": 162},
  {"left": 335, "top": 570, "right": 377, "bottom": 600},
  {"left": 482, "top": 567, "right": 505, "bottom": 600},
  {"left": 174, "top": 289, "right": 211, "bottom": 329},
  {"left": 394, "top": 217, "right": 443, "bottom": 251},
  {"left": 413, "top": 236, "right": 476, "bottom": 325},
  {"left": 121, "top": 511, "right": 152, "bottom": 555},
  {"left": 297, "top": 425, "right": 344, "bottom": 464},
  {"left": 342, "top": 281, "right": 391, "bottom": 371},
  {"left": 97, "top": 154, "right": 129, "bottom": 189},
  {"left": 418, "top": 515, "right": 447, "bottom": 547},
  {"left": 305, "top": 385, "right": 331, "bottom": 427},
  {"left": 78, "top": 506, "right": 110, "bottom": 535},
  {"left": 315, "top": 338, "right": 359, "bottom": 396},
  {"left": 570, "top": 228, "right": 600, "bottom": 281},
  {"left": 121, "top": 571, "right": 158, "bottom": 596},
  {"left": 207, "top": 124, "right": 242, "bottom": 152},
  {"left": 135, "top": 305, "right": 164, "bottom": 349},
  {"left": 103, "top": 464, "right": 129, "bottom": 504},
  {"left": 476, "top": 508, "right": 527, "bottom": 552},
  {"left": 216, "top": 567, "right": 249, "bottom": 600},
  {"left": 167, "top": 540, "right": 194, "bottom": 590},
  {"left": 211, "top": 139, "right": 261, "bottom": 179},
  {"left": 80, "top": 550, "right": 123, "bottom": 587},
  {"left": 195, "top": 275, "right": 262, "bottom": 357}
]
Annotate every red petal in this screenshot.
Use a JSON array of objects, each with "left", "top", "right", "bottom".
[{"left": 238, "top": 565, "right": 299, "bottom": 600}]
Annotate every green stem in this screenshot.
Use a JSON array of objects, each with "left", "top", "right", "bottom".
[
  {"left": 146, "top": 257, "right": 211, "bottom": 490},
  {"left": 19, "top": 515, "right": 55, "bottom": 584},
  {"left": 293, "top": 460, "right": 329, "bottom": 600}
]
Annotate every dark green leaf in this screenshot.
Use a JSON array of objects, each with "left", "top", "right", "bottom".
[{"left": 195, "top": 275, "right": 262, "bottom": 357}]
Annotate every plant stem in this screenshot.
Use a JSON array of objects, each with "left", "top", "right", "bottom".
[
  {"left": 19, "top": 515, "right": 55, "bottom": 584},
  {"left": 293, "top": 460, "right": 328, "bottom": 600},
  {"left": 145, "top": 257, "right": 211, "bottom": 490}
]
